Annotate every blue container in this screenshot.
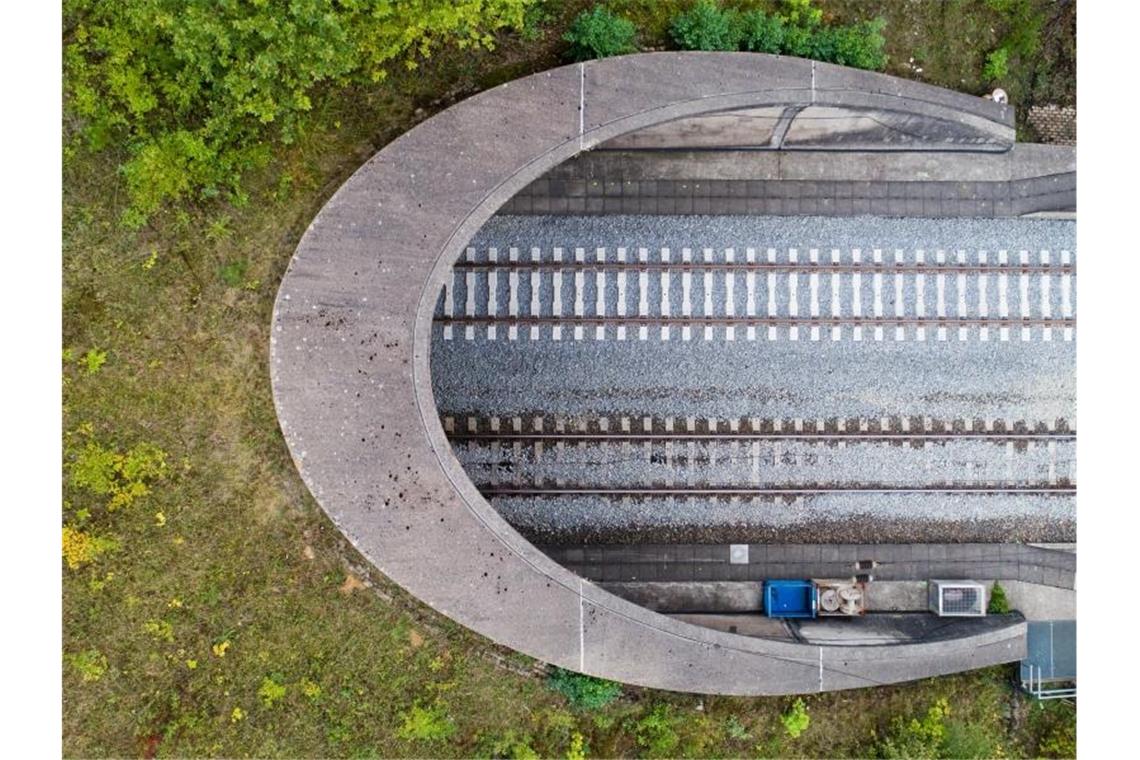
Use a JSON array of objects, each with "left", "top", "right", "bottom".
[{"left": 763, "top": 579, "right": 818, "bottom": 618}]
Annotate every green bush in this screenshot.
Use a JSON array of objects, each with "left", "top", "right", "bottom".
[
  {"left": 988, "top": 581, "right": 1011, "bottom": 613},
  {"left": 781, "top": 697, "right": 811, "bottom": 739},
  {"left": 666, "top": 0, "right": 886, "bottom": 71},
  {"left": 546, "top": 667, "right": 622, "bottom": 710},
  {"left": 476, "top": 729, "right": 540, "bottom": 759},
  {"left": 872, "top": 697, "right": 1000, "bottom": 759},
  {"left": 634, "top": 704, "right": 680, "bottom": 758},
  {"left": 563, "top": 6, "right": 638, "bottom": 61},
  {"left": 738, "top": 11, "right": 786, "bottom": 54},
  {"left": 827, "top": 19, "right": 888, "bottom": 70},
  {"left": 64, "top": 0, "right": 534, "bottom": 226},
  {"left": 397, "top": 701, "right": 456, "bottom": 742},
  {"left": 983, "top": 46, "right": 1011, "bottom": 81},
  {"left": 942, "top": 720, "right": 1001, "bottom": 759},
  {"left": 670, "top": 0, "right": 741, "bottom": 51}
]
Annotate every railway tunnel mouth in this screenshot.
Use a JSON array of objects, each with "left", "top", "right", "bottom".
[
  {"left": 425, "top": 133, "right": 1076, "bottom": 631},
  {"left": 274, "top": 54, "right": 1072, "bottom": 691}
]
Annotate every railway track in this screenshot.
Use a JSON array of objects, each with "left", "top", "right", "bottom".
[
  {"left": 435, "top": 246, "right": 1077, "bottom": 342},
  {"left": 482, "top": 484, "right": 1076, "bottom": 496},
  {"left": 446, "top": 417, "right": 1077, "bottom": 496},
  {"left": 450, "top": 430, "right": 1076, "bottom": 442}
]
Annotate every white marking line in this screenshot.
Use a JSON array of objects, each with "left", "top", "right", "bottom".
[
  {"left": 915, "top": 250, "right": 925, "bottom": 341},
  {"left": 852, "top": 249, "right": 862, "bottom": 341},
  {"left": 464, "top": 247, "right": 476, "bottom": 340},
  {"left": 487, "top": 248, "right": 498, "bottom": 340},
  {"left": 955, "top": 250, "right": 967, "bottom": 341},
  {"left": 508, "top": 272, "right": 519, "bottom": 342},
  {"left": 830, "top": 249, "right": 841, "bottom": 341},
  {"left": 507, "top": 248, "right": 520, "bottom": 341},
  {"left": 595, "top": 247, "right": 606, "bottom": 340},
  {"left": 1040, "top": 250, "right": 1052, "bottom": 341},
  {"left": 1020, "top": 250, "right": 1030, "bottom": 341},
  {"left": 529, "top": 247, "right": 541, "bottom": 340},
  {"left": 818, "top": 648, "right": 824, "bottom": 693},
  {"left": 552, "top": 247, "right": 563, "bottom": 341},
  {"left": 681, "top": 248, "right": 692, "bottom": 341},
  {"left": 978, "top": 251, "right": 988, "bottom": 342},
  {"left": 936, "top": 250, "right": 946, "bottom": 341},
  {"left": 660, "top": 248, "right": 671, "bottom": 341},
  {"left": 725, "top": 248, "right": 736, "bottom": 341},
  {"left": 704, "top": 248, "right": 714, "bottom": 341},
  {"left": 578, "top": 579, "right": 585, "bottom": 670},
  {"left": 746, "top": 248, "right": 757, "bottom": 341},
  {"left": 638, "top": 247, "right": 649, "bottom": 341},
  {"left": 893, "top": 249, "right": 904, "bottom": 341},
  {"left": 572, "top": 247, "right": 585, "bottom": 341},
  {"left": 616, "top": 247, "right": 627, "bottom": 341},
  {"left": 443, "top": 268, "right": 455, "bottom": 340},
  {"left": 788, "top": 248, "right": 799, "bottom": 341},
  {"left": 1061, "top": 249, "right": 1072, "bottom": 341},
  {"left": 998, "top": 250, "right": 1009, "bottom": 341},
  {"left": 872, "top": 249, "right": 883, "bottom": 341},
  {"left": 767, "top": 248, "right": 777, "bottom": 341},
  {"left": 809, "top": 248, "right": 820, "bottom": 341}
]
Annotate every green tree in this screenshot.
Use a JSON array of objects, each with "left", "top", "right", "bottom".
[{"left": 64, "top": 0, "right": 533, "bottom": 226}]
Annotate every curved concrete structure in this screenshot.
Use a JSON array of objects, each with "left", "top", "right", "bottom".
[{"left": 271, "top": 53, "right": 1024, "bottom": 695}]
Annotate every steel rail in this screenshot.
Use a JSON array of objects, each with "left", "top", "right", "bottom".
[
  {"left": 452, "top": 262, "right": 1075, "bottom": 275},
  {"left": 482, "top": 484, "right": 1077, "bottom": 496},
  {"left": 448, "top": 431, "right": 1076, "bottom": 442},
  {"left": 437, "top": 315, "right": 1076, "bottom": 328}
]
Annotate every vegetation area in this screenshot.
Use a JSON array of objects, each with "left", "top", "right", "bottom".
[{"left": 63, "top": 0, "right": 1075, "bottom": 756}]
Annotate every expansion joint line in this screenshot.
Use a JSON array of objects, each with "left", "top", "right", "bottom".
[
  {"left": 578, "top": 63, "right": 585, "bottom": 152},
  {"left": 578, "top": 578, "right": 585, "bottom": 671}
]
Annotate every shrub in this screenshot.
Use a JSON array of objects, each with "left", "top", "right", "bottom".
[
  {"left": 563, "top": 6, "right": 638, "bottom": 61},
  {"left": 63, "top": 0, "right": 534, "bottom": 225},
  {"left": 780, "top": 0, "right": 823, "bottom": 28},
  {"left": 738, "top": 11, "right": 786, "bottom": 54},
  {"left": 670, "top": 0, "right": 741, "bottom": 51},
  {"left": 68, "top": 438, "right": 169, "bottom": 511},
  {"left": 988, "top": 580, "right": 1011, "bottom": 613},
  {"left": 781, "top": 697, "right": 811, "bottom": 739},
  {"left": 66, "top": 649, "right": 108, "bottom": 682},
  {"left": 398, "top": 701, "right": 456, "bottom": 742},
  {"left": 942, "top": 719, "right": 1001, "bottom": 759},
  {"left": 983, "top": 46, "right": 1011, "bottom": 81},
  {"left": 827, "top": 19, "right": 888, "bottom": 70},
  {"left": 547, "top": 667, "right": 622, "bottom": 710},
  {"left": 1037, "top": 716, "right": 1076, "bottom": 758},
  {"left": 874, "top": 697, "right": 949, "bottom": 759},
  {"left": 62, "top": 525, "right": 118, "bottom": 570},
  {"left": 565, "top": 731, "right": 587, "bottom": 760},
  {"left": 634, "top": 704, "right": 680, "bottom": 758},
  {"left": 257, "top": 677, "right": 287, "bottom": 707}
]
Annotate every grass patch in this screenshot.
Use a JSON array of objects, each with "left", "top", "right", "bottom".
[{"left": 63, "top": 2, "right": 1074, "bottom": 756}]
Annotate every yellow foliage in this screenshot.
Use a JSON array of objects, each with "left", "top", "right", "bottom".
[{"left": 62, "top": 525, "right": 117, "bottom": 569}]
